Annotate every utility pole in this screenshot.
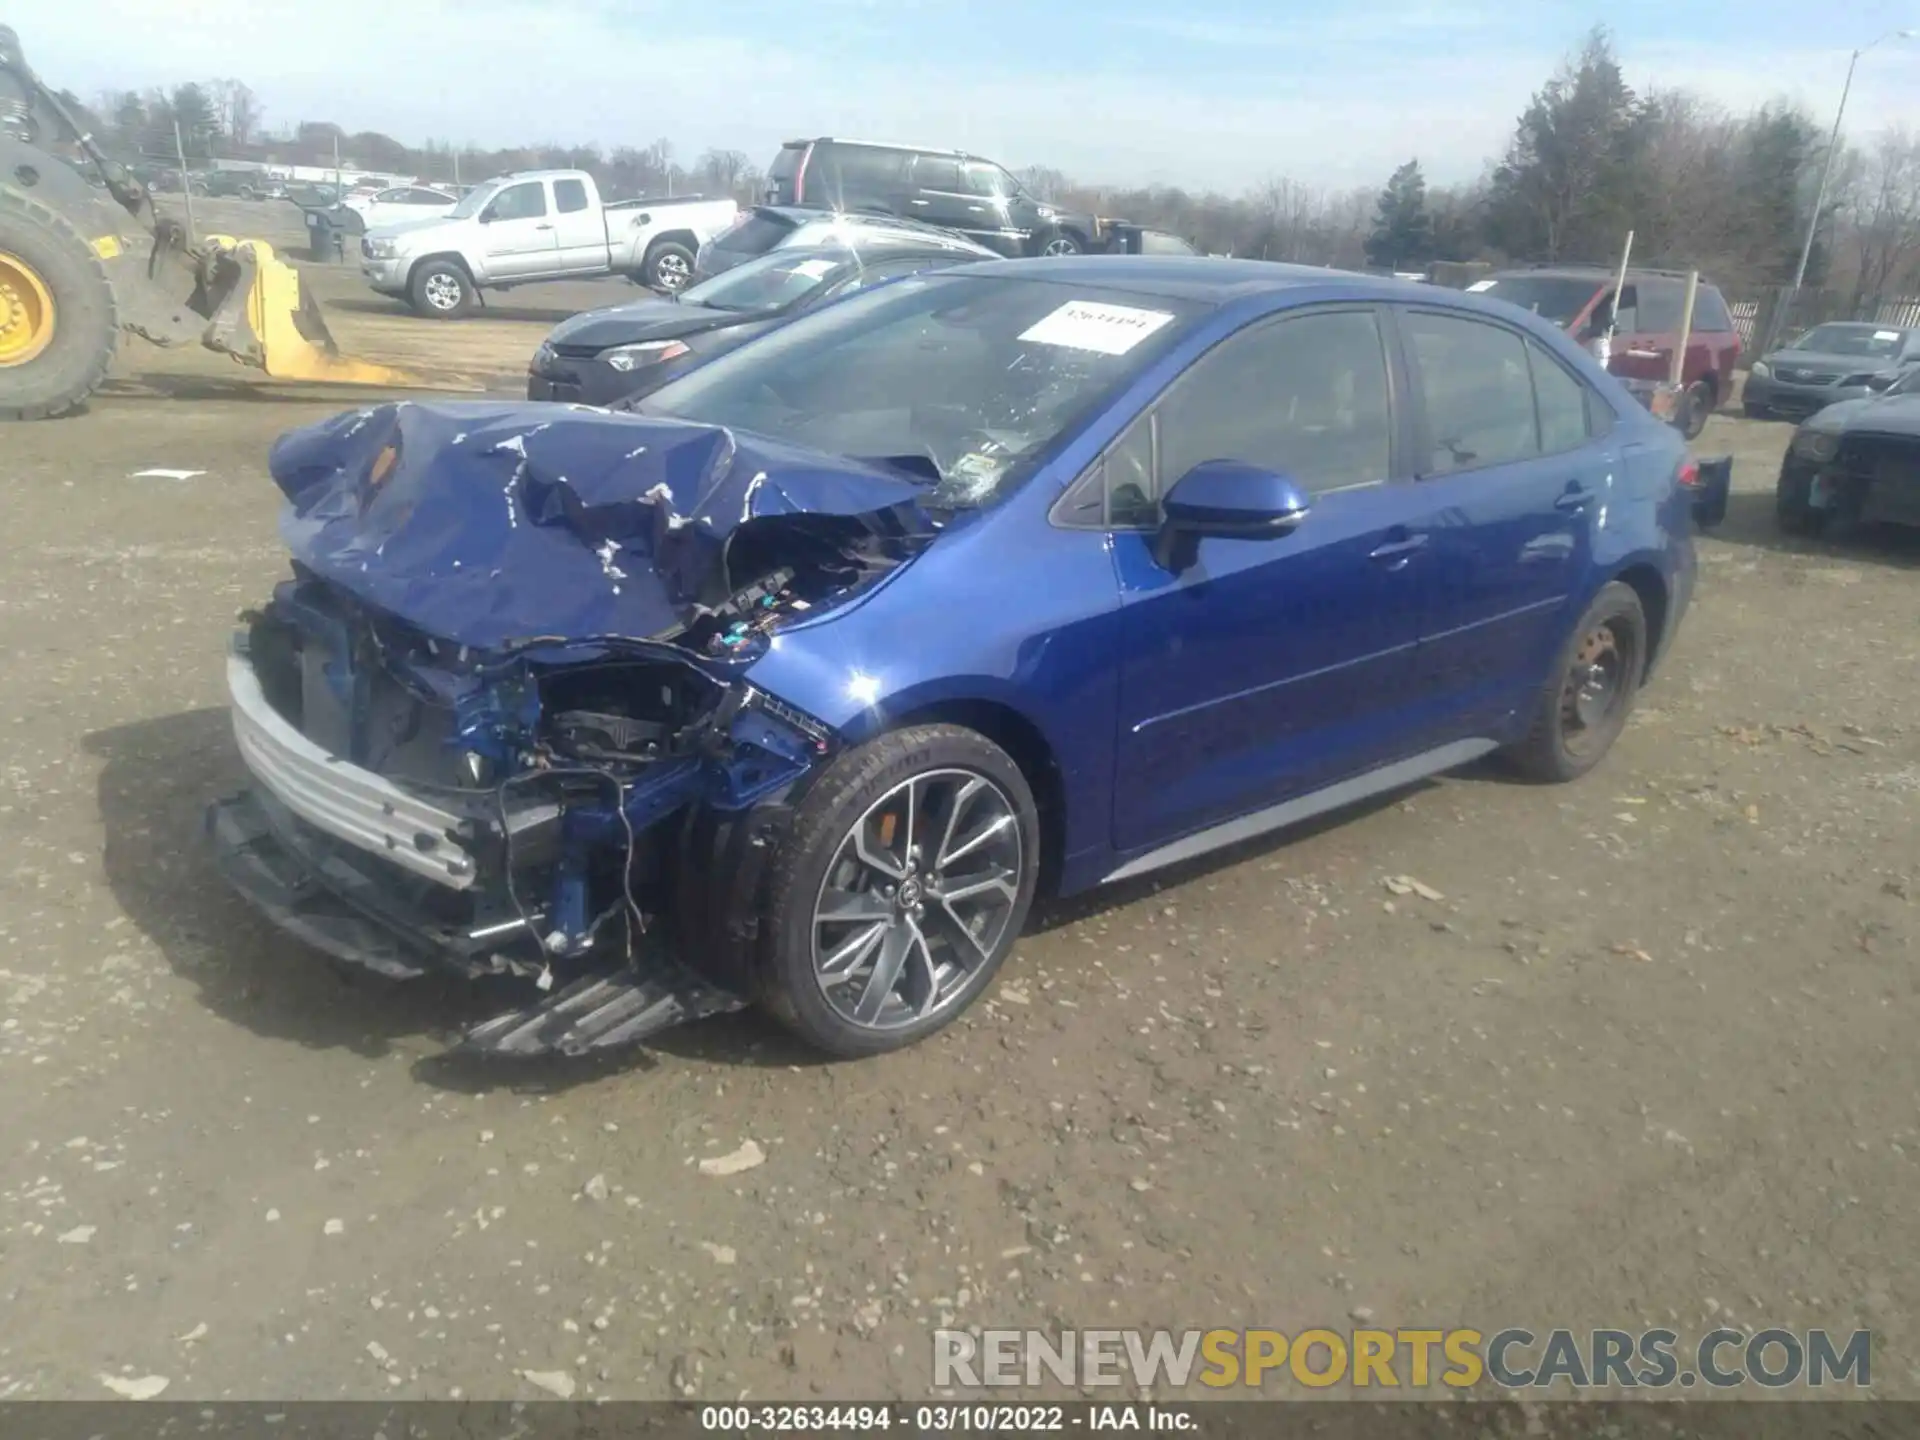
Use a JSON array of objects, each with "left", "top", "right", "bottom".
[
  {"left": 174, "top": 120, "right": 195, "bottom": 242},
  {"left": 1775, "top": 30, "right": 1914, "bottom": 352}
]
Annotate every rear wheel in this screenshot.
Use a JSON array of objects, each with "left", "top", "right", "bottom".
[
  {"left": 1681, "top": 380, "right": 1714, "bottom": 440},
  {"left": 643, "top": 240, "right": 695, "bottom": 294},
  {"left": 0, "top": 188, "right": 117, "bottom": 421},
  {"left": 407, "top": 258, "right": 474, "bottom": 318},
  {"left": 756, "top": 725, "right": 1040, "bottom": 1057},
  {"left": 1037, "top": 229, "right": 1084, "bottom": 257},
  {"left": 1505, "top": 581, "right": 1647, "bottom": 783}
]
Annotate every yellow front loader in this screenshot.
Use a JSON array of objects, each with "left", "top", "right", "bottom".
[{"left": 0, "top": 24, "right": 466, "bottom": 420}]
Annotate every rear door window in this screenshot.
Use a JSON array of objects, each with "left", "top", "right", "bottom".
[
  {"left": 1403, "top": 310, "right": 1540, "bottom": 474},
  {"left": 912, "top": 156, "right": 963, "bottom": 192},
  {"left": 1527, "top": 339, "right": 1597, "bottom": 455},
  {"left": 553, "top": 179, "right": 590, "bottom": 214},
  {"left": 827, "top": 145, "right": 909, "bottom": 203}
]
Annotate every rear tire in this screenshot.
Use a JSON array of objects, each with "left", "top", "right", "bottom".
[
  {"left": 642, "top": 240, "right": 695, "bottom": 294},
  {"left": 755, "top": 724, "right": 1041, "bottom": 1058},
  {"left": 1681, "top": 380, "right": 1714, "bottom": 440},
  {"left": 407, "top": 258, "right": 474, "bottom": 318},
  {"left": 1504, "top": 581, "right": 1647, "bottom": 784},
  {"left": 1036, "top": 229, "right": 1084, "bottom": 257},
  {"left": 0, "top": 187, "right": 117, "bottom": 421}
]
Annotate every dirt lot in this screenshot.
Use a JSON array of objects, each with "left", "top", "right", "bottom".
[{"left": 1, "top": 270, "right": 1916, "bottom": 1404}]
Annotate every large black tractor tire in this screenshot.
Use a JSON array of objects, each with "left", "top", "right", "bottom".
[{"left": 0, "top": 187, "right": 118, "bottom": 421}]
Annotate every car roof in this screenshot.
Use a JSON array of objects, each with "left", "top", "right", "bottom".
[
  {"left": 944, "top": 255, "right": 1401, "bottom": 304},
  {"left": 1797, "top": 320, "right": 1912, "bottom": 333},
  {"left": 1487, "top": 266, "right": 1723, "bottom": 290},
  {"left": 762, "top": 207, "right": 996, "bottom": 253}
]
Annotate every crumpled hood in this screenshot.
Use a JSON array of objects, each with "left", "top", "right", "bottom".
[{"left": 269, "top": 400, "right": 934, "bottom": 652}]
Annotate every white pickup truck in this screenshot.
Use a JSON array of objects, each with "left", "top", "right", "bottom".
[{"left": 358, "top": 169, "right": 739, "bottom": 317}]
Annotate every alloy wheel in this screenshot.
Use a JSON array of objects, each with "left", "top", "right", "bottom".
[
  {"left": 811, "top": 768, "right": 1024, "bottom": 1033},
  {"left": 423, "top": 273, "right": 464, "bottom": 311},
  {"left": 654, "top": 253, "right": 691, "bottom": 291}
]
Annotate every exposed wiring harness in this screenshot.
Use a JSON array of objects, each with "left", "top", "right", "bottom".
[{"left": 494, "top": 767, "right": 648, "bottom": 986}]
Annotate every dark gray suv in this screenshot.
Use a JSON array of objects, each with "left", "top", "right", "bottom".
[{"left": 766, "top": 137, "right": 1137, "bottom": 259}]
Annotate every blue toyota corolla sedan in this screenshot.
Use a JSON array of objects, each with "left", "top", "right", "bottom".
[{"left": 208, "top": 257, "right": 1718, "bottom": 1059}]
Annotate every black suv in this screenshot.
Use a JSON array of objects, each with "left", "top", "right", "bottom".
[{"left": 766, "top": 137, "right": 1135, "bottom": 259}]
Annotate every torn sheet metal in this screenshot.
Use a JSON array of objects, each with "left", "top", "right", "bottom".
[{"left": 269, "top": 401, "right": 935, "bottom": 652}]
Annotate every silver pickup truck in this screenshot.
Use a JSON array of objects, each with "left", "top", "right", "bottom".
[{"left": 358, "top": 169, "right": 739, "bottom": 317}]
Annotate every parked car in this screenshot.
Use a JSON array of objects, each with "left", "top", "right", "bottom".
[
  {"left": 1743, "top": 322, "right": 1920, "bottom": 421},
  {"left": 527, "top": 236, "right": 997, "bottom": 406},
  {"left": 694, "top": 205, "right": 1015, "bottom": 283},
  {"left": 766, "top": 137, "right": 1141, "bottom": 259},
  {"left": 358, "top": 169, "right": 739, "bottom": 315},
  {"left": 343, "top": 184, "right": 459, "bottom": 231},
  {"left": 1468, "top": 267, "right": 1741, "bottom": 440},
  {"left": 201, "top": 169, "right": 271, "bottom": 200},
  {"left": 1775, "top": 363, "right": 1920, "bottom": 534},
  {"left": 206, "top": 258, "right": 1721, "bottom": 1061}
]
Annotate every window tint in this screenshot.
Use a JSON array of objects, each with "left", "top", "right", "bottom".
[
  {"left": 1527, "top": 339, "right": 1592, "bottom": 455},
  {"left": 717, "top": 210, "right": 799, "bottom": 257},
  {"left": 912, "top": 155, "right": 962, "bottom": 192},
  {"left": 1155, "top": 309, "right": 1393, "bottom": 498},
  {"left": 1635, "top": 279, "right": 1683, "bottom": 332},
  {"left": 1692, "top": 285, "right": 1733, "bottom": 333},
  {"left": 409, "top": 188, "right": 450, "bottom": 204},
  {"left": 828, "top": 145, "right": 908, "bottom": 200},
  {"left": 376, "top": 188, "right": 409, "bottom": 202},
  {"left": 485, "top": 181, "right": 547, "bottom": 222},
  {"left": 1404, "top": 310, "right": 1538, "bottom": 474},
  {"left": 962, "top": 162, "right": 1008, "bottom": 198},
  {"left": 1105, "top": 412, "right": 1158, "bottom": 529},
  {"left": 553, "top": 179, "right": 590, "bottom": 214}
]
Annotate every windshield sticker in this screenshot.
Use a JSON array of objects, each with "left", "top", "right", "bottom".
[
  {"left": 1019, "top": 301, "right": 1175, "bottom": 355},
  {"left": 1873, "top": 329, "right": 1901, "bottom": 342},
  {"left": 791, "top": 259, "right": 838, "bottom": 280},
  {"left": 1465, "top": 279, "right": 1497, "bottom": 292}
]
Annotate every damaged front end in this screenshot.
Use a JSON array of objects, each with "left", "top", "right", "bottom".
[{"left": 206, "top": 401, "right": 935, "bottom": 1057}]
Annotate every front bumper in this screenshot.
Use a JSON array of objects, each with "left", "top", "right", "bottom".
[
  {"left": 360, "top": 255, "right": 410, "bottom": 291},
  {"left": 1743, "top": 373, "right": 1876, "bottom": 419},
  {"left": 205, "top": 645, "right": 756, "bottom": 1054},
  {"left": 527, "top": 349, "right": 637, "bottom": 406},
  {"left": 1783, "top": 435, "right": 1920, "bottom": 528}
]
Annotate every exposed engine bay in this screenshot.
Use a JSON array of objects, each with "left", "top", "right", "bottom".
[{"left": 206, "top": 400, "right": 938, "bottom": 1057}]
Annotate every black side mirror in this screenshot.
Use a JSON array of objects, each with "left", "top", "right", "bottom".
[{"left": 1153, "top": 460, "right": 1311, "bottom": 571}]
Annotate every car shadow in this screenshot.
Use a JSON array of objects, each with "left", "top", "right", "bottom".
[
  {"left": 89, "top": 706, "right": 1492, "bottom": 1091},
  {"left": 1706, "top": 489, "right": 1920, "bottom": 568}
]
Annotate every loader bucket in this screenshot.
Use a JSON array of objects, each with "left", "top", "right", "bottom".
[{"left": 197, "top": 236, "right": 480, "bottom": 392}]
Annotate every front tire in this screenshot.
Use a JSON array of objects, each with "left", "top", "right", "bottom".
[
  {"left": 1037, "top": 229, "right": 1084, "bottom": 257},
  {"left": 1505, "top": 581, "right": 1647, "bottom": 783},
  {"left": 642, "top": 239, "right": 695, "bottom": 294},
  {"left": 756, "top": 725, "right": 1040, "bottom": 1057},
  {"left": 407, "top": 259, "right": 475, "bottom": 318},
  {"left": 0, "top": 188, "right": 118, "bottom": 421}
]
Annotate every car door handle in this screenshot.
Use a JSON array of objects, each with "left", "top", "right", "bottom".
[
  {"left": 535, "top": 223, "right": 553, "bottom": 230},
  {"left": 1369, "top": 534, "right": 1429, "bottom": 565},
  {"left": 1554, "top": 487, "right": 1596, "bottom": 511},
  {"left": 910, "top": 199, "right": 930, "bottom": 206}
]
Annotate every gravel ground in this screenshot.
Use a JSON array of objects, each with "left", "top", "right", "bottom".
[{"left": 0, "top": 332, "right": 1915, "bottom": 1405}]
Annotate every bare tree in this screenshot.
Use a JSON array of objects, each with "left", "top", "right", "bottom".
[
  {"left": 1841, "top": 126, "right": 1920, "bottom": 302},
  {"left": 210, "top": 79, "right": 261, "bottom": 150}
]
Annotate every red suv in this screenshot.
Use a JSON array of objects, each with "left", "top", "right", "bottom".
[{"left": 1469, "top": 267, "right": 1742, "bottom": 439}]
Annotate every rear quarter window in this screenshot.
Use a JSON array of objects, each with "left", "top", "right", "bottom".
[{"left": 1692, "top": 286, "right": 1734, "bottom": 333}]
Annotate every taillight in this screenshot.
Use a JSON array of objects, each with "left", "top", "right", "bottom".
[{"left": 1677, "top": 459, "right": 1701, "bottom": 490}]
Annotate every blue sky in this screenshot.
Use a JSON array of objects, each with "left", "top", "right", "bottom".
[{"left": 19, "top": 0, "right": 1920, "bottom": 191}]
